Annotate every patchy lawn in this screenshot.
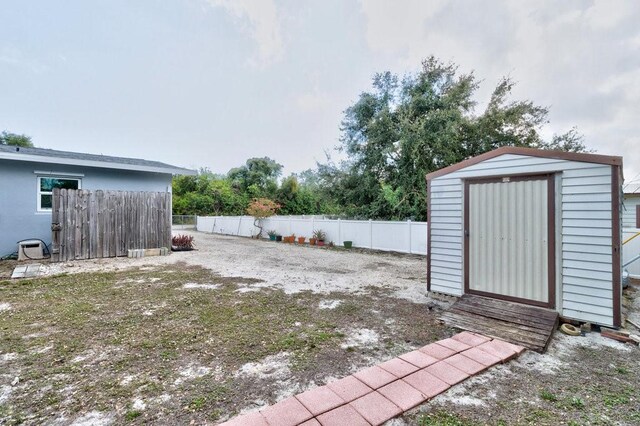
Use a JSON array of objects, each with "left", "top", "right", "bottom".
[
  {"left": 401, "top": 283, "right": 640, "bottom": 426},
  {"left": 0, "top": 262, "right": 450, "bottom": 424},
  {"left": 1, "top": 232, "right": 639, "bottom": 425}
]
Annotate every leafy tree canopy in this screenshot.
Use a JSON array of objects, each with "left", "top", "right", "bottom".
[
  {"left": 318, "top": 56, "right": 587, "bottom": 221},
  {"left": 228, "top": 157, "right": 283, "bottom": 197},
  {"left": 0, "top": 131, "right": 34, "bottom": 147}
]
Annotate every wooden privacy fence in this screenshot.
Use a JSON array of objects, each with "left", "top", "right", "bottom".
[{"left": 51, "top": 189, "right": 172, "bottom": 262}]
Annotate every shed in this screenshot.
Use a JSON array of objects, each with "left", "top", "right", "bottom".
[
  {"left": 426, "top": 147, "right": 623, "bottom": 328},
  {"left": 0, "top": 145, "right": 196, "bottom": 258}
]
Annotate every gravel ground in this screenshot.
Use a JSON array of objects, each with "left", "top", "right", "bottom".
[{"left": 43, "top": 230, "right": 436, "bottom": 305}]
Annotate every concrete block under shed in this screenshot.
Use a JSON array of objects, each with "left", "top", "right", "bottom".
[{"left": 127, "top": 247, "right": 169, "bottom": 258}]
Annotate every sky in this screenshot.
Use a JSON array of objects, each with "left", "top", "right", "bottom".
[{"left": 2, "top": 0, "right": 640, "bottom": 187}]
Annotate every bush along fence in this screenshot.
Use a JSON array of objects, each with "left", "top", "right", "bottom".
[{"left": 196, "top": 215, "right": 428, "bottom": 255}]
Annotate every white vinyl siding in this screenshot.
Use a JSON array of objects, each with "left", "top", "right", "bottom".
[
  {"left": 429, "top": 154, "right": 616, "bottom": 326},
  {"left": 622, "top": 196, "right": 640, "bottom": 228}
]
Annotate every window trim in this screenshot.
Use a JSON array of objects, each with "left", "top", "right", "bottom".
[{"left": 36, "top": 176, "right": 82, "bottom": 212}]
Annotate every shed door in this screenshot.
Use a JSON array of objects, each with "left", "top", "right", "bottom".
[{"left": 465, "top": 175, "right": 555, "bottom": 308}]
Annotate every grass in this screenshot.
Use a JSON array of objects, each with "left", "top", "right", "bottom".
[
  {"left": 0, "top": 261, "right": 450, "bottom": 424},
  {"left": 540, "top": 390, "right": 558, "bottom": 402}
]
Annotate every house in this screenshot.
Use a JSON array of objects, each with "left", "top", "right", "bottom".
[
  {"left": 623, "top": 193, "right": 640, "bottom": 228},
  {"left": 0, "top": 145, "right": 196, "bottom": 258},
  {"left": 426, "top": 147, "right": 623, "bottom": 328}
]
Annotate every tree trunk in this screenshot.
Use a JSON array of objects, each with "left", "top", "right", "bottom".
[{"left": 254, "top": 218, "right": 263, "bottom": 239}]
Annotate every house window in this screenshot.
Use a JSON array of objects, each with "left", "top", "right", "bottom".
[{"left": 37, "top": 177, "right": 81, "bottom": 211}]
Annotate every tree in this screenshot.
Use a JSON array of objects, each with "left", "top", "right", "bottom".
[
  {"left": 0, "top": 131, "right": 34, "bottom": 147},
  {"left": 330, "top": 56, "right": 587, "bottom": 221},
  {"left": 246, "top": 198, "right": 280, "bottom": 238},
  {"left": 228, "top": 157, "right": 283, "bottom": 197}
]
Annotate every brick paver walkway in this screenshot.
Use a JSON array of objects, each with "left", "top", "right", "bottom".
[{"left": 219, "top": 332, "right": 525, "bottom": 426}]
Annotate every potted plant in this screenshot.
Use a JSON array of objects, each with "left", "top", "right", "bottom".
[
  {"left": 309, "top": 237, "right": 317, "bottom": 246},
  {"left": 267, "top": 230, "right": 277, "bottom": 241},
  {"left": 289, "top": 234, "right": 296, "bottom": 243},
  {"left": 297, "top": 236, "right": 306, "bottom": 244},
  {"left": 343, "top": 240, "right": 353, "bottom": 249},
  {"left": 172, "top": 234, "right": 194, "bottom": 251},
  {"left": 275, "top": 234, "right": 283, "bottom": 242},
  {"left": 313, "top": 229, "right": 326, "bottom": 246}
]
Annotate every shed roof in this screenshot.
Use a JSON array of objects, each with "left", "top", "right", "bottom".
[
  {"left": 0, "top": 145, "right": 197, "bottom": 175},
  {"left": 425, "top": 147, "right": 622, "bottom": 180}
]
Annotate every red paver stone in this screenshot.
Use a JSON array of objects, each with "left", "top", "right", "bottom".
[
  {"left": 436, "top": 337, "right": 471, "bottom": 353},
  {"left": 260, "top": 397, "right": 313, "bottom": 426},
  {"left": 299, "top": 419, "right": 322, "bottom": 426},
  {"left": 425, "top": 360, "right": 469, "bottom": 385},
  {"left": 443, "top": 353, "right": 486, "bottom": 375},
  {"left": 461, "top": 347, "right": 501, "bottom": 367},
  {"left": 295, "top": 385, "right": 345, "bottom": 416},
  {"left": 418, "top": 342, "right": 456, "bottom": 360},
  {"left": 378, "top": 379, "right": 427, "bottom": 411},
  {"left": 451, "top": 331, "right": 491, "bottom": 347},
  {"left": 326, "top": 375, "right": 372, "bottom": 403},
  {"left": 476, "top": 340, "right": 521, "bottom": 361},
  {"left": 378, "top": 357, "right": 420, "bottom": 378},
  {"left": 218, "top": 411, "right": 268, "bottom": 426},
  {"left": 498, "top": 338, "right": 526, "bottom": 355},
  {"left": 350, "top": 391, "right": 402, "bottom": 426},
  {"left": 353, "top": 365, "right": 397, "bottom": 389},
  {"left": 399, "top": 350, "right": 439, "bottom": 368},
  {"left": 316, "top": 404, "right": 369, "bottom": 426},
  {"left": 402, "top": 369, "right": 450, "bottom": 398}
]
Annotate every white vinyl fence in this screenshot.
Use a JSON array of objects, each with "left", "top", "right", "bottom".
[
  {"left": 196, "top": 215, "right": 428, "bottom": 255},
  {"left": 623, "top": 228, "right": 640, "bottom": 278}
]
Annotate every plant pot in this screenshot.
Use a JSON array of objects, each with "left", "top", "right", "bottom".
[
  {"left": 309, "top": 238, "right": 317, "bottom": 246},
  {"left": 269, "top": 235, "right": 276, "bottom": 241},
  {"left": 297, "top": 237, "right": 306, "bottom": 244},
  {"left": 275, "top": 235, "right": 282, "bottom": 242},
  {"left": 343, "top": 241, "right": 353, "bottom": 249},
  {"left": 317, "top": 240, "right": 325, "bottom": 247}
]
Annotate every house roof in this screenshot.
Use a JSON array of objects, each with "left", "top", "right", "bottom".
[
  {"left": 0, "top": 145, "right": 197, "bottom": 175},
  {"left": 425, "top": 146, "right": 622, "bottom": 180}
]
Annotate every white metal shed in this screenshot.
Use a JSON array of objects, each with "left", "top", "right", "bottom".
[{"left": 426, "top": 147, "right": 623, "bottom": 327}]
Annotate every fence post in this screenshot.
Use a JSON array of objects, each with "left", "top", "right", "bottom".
[
  {"left": 289, "top": 216, "right": 292, "bottom": 235},
  {"left": 369, "top": 219, "right": 373, "bottom": 249},
  {"left": 311, "top": 216, "right": 315, "bottom": 236},
  {"left": 338, "top": 219, "right": 341, "bottom": 245},
  {"left": 408, "top": 220, "right": 412, "bottom": 254},
  {"left": 237, "top": 216, "right": 242, "bottom": 236}
]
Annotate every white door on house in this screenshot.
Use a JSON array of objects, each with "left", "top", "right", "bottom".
[{"left": 465, "top": 175, "right": 554, "bottom": 307}]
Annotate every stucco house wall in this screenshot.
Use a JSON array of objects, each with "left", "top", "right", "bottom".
[{"left": 0, "top": 145, "right": 195, "bottom": 258}]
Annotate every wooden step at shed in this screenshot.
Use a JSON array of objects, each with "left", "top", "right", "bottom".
[{"left": 439, "top": 295, "right": 559, "bottom": 353}]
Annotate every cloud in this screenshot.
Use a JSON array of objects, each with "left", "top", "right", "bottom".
[
  {"left": 207, "top": 0, "right": 284, "bottom": 67},
  {"left": 357, "top": 0, "right": 640, "bottom": 178}
]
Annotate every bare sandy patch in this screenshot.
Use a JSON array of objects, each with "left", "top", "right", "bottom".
[
  {"left": 235, "top": 352, "right": 292, "bottom": 381},
  {"left": 319, "top": 300, "right": 341, "bottom": 309},
  {"left": 340, "top": 328, "right": 380, "bottom": 349},
  {"left": 68, "top": 411, "right": 114, "bottom": 426},
  {"left": 182, "top": 283, "right": 220, "bottom": 290}
]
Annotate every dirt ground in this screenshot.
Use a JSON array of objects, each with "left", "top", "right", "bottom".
[{"left": 1, "top": 231, "right": 639, "bottom": 425}]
